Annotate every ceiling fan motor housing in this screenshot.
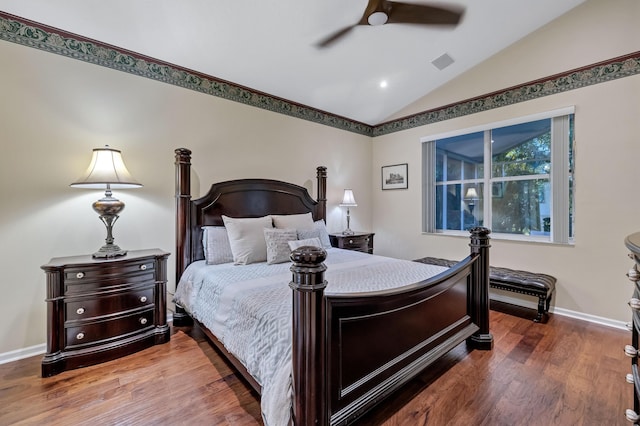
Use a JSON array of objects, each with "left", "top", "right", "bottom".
[{"left": 368, "top": 11, "right": 389, "bottom": 26}]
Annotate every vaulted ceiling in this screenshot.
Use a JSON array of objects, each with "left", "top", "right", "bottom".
[{"left": 0, "top": 0, "right": 586, "bottom": 125}]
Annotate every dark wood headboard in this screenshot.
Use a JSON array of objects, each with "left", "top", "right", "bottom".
[{"left": 174, "top": 148, "right": 327, "bottom": 283}]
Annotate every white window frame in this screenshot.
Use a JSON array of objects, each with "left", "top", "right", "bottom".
[{"left": 421, "top": 107, "right": 575, "bottom": 244}]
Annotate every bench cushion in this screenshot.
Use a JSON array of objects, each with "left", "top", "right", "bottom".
[
  {"left": 413, "top": 256, "right": 556, "bottom": 296},
  {"left": 489, "top": 266, "right": 556, "bottom": 296}
]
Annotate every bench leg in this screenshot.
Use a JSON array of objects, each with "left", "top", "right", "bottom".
[{"left": 535, "top": 297, "right": 546, "bottom": 323}]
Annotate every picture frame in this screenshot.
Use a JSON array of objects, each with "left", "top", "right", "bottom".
[{"left": 381, "top": 163, "right": 408, "bottom": 190}]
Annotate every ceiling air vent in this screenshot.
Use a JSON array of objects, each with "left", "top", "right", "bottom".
[{"left": 432, "top": 53, "right": 455, "bottom": 71}]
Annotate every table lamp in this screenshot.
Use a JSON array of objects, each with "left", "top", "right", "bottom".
[
  {"left": 340, "top": 189, "right": 357, "bottom": 235},
  {"left": 70, "top": 146, "right": 142, "bottom": 258}
]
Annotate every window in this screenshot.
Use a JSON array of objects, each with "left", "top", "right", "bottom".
[{"left": 422, "top": 108, "right": 574, "bottom": 244}]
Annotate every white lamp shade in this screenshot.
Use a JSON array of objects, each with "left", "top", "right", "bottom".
[
  {"left": 71, "top": 146, "right": 142, "bottom": 189},
  {"left": 465, "top": 187, "right": 478, "bottom": 199},
  {"left": 340, "top": 189, "right": 357, "bottom": 207}
]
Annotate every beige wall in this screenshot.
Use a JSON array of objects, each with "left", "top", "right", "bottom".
[
  {"left": 373, "top": 0, "right": 640, "bottom": 322},
  {"left": 0, "top": 40, "right": 372, "bottom": 355}
]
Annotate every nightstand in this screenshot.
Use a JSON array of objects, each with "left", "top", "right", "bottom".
[
  {"left": 41, "top": 249, "right": 170, "bottom": 377},
  {"left": 329, "top": 232, "right": 375, "bottom": 254}
]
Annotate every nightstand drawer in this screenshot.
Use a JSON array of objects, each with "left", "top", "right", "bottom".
[
  {"left": 342, "top": 235, "right": 372, "bottom": 250},
  {"left": 65, "top": 308, "right": 155, "bottom": 348},
  {"left": 329, "top": 232, "right": 374, "bottom": 254},
  {"left": 64, "top": 259, "right": 155, "bottom": 283},
  {"left": 65, "top": 286, "right": 155, "bottom": 321}
]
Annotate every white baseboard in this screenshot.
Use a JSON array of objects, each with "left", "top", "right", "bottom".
[
  {"left": 490, "top": 292, "right": 628, "bottom": 330},
  {"left": 0, "top": 343, "right": 46, "bottom": 365},
  {"left": 0, "top": 311, "right": 175, "bottom": 366}
]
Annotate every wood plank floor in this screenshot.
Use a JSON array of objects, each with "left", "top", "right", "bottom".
[{"left": 0, "top": 305, "right": 633, "bottom": 425}]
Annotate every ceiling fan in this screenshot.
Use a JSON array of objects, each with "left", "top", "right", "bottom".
[{"left": 316, "top": 0, "right": 465, "bottom": 48}]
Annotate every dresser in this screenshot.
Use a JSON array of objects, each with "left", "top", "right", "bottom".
[
  {"left": 625, "top": 232, "right": 640, "bottom": 424},
  {"left": 329, "top": 232, "right": 374, "bottom": 254},
  {"left": 41, "top": 249, "right": 170, "bottom": 377}
]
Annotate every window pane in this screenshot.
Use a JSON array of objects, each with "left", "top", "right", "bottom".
[
  {"left": 435, "top": 151, "right": 444, "bottom": 182},
  {"left": 447, "top": 158, "right": 462, "bottom": 180},
  {"left": 436, "top": 183, "right": 484, "bottom": 231},
  {"left": 492, "top": 119, "right": 551, "bottom": 178},
  {"left": 436, "top": 132, "right": 484, "bottom": 182},
  {"left": 463, "top": 162, "right": 477, "bottom": 179},
  {"left": 492, "top": 179, "right": 550, "bottom": 236}
]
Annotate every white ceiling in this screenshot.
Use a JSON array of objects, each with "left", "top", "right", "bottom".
[{"left": 0, "top": 0, "right": 586, "bottom": 125}]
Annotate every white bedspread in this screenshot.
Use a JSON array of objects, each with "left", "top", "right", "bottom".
[{"left": 174, "top": 248, "right": 447, "bottom": 425}]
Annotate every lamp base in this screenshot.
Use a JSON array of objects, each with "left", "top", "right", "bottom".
[
  {"left": 93, "top": 244, "right": 127, "bottom": 259},
  {"left": 342, "top": 228, "right": 355, "bottom": 236},
  {"left": 92, "top": 190, "right": 127, "bottom": 259}
]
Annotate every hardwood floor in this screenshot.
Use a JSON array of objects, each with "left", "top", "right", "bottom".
[{"left": 0, "top": 305, "right": 632, "bottom": 425}]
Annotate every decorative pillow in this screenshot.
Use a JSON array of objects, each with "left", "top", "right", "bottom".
[
  {"left": 222, "top": 215, "right": 273, "bottom": 265},
  {"left": 202, "top": 226, "right": 234, "bottom": 265},
  {"left": 264, "top": 228, "right": 298, "bottom": 264},
  {"left": 288, "top": 237, "right": 323, "bottom": 251},
  {"left": 297, "top": 220, "right": 332, "bottom": 249},
  {"left": 272, "top": 212, "right": 314, "bottom": 230}
]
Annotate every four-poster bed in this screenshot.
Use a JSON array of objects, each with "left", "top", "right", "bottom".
[{"left": 173, "top": 148, "right": 493, "bottom": 425}]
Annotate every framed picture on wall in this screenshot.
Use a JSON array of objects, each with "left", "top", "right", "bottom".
[{"left": 381, "top": 163, "right": 408, "bottom": 190}]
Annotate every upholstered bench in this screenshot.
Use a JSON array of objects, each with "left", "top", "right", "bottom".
[{"left": 414, "top": 257, "right": 556, "bottom": 322}]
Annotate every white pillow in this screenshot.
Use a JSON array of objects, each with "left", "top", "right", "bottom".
[
  {"left": 288, "top": 237, "right": 323, "bottom": 251},
  {"left": 272, "top": 212, "right": 314, "bottom": 230},
  {"left": 264, "top": 228, "right": 298, "bottom": 264},
  {"left": 222, "top": 215, "right": 273, "bottom": 265},
  {"left": 297, "top": 220, "right": 332, "bottom": 249},
  {"left": 202, "top": 226, "right": 234, "bottom": 265}
]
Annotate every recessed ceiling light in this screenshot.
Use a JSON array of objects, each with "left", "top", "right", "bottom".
[{"left": 379, "top": 80, "right": 388, "bottom": 88}]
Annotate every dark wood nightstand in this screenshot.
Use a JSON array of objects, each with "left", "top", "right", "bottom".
[
  {"left": 329, "top": 232, "right": 375, "bottom": 254},
  {"left": 41, "top": 249, "right": 170, "bottom": 377}
]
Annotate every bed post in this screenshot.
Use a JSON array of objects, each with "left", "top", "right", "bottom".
[
  {"left": 316, "top": 166, "right": 327, "bottom": 221},
  {"left": 468, "top": 226, "right": 493, "bottom": 350},
  {"left": 174, "top": 148, "right": 193, "bottom": 327},
  {"left": 289, "top": 246, "right": 328, "bottom": 426}
]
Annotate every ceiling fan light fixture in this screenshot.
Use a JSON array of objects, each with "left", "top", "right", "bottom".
[{"left": 368, "top": 11, "right": 388, "bottom": 26}]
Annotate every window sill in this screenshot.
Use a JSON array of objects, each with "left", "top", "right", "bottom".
[{"left": 424, "top": 230, "right": 574, "bottom": 247}]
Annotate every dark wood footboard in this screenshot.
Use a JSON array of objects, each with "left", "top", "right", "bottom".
[
  {"left": 290, "top": 228, "right": 492, "bottom": 426},
  {"left": 174, "top": 148, "right": 492, "bottom": 426}
]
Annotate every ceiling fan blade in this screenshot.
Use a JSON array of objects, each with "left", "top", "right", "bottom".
[
  {"left": 315, "top": 25, "right": 359, "bottom": 48},
  {"left": 386, "top": 2, "right": 464, "bottom": 26}
]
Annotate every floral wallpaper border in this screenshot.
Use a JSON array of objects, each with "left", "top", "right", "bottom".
[
  {"left": 1, "top": 12, "right": 639, "bottom": 138},
  {"left": 373, "top": 51, "right": 640, "bottom": 137}
]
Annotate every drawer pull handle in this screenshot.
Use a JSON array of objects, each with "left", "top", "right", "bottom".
[
  {"left": 76, "top": 307, "right": 85, "bottom": 315},
  {"left": 140, "top": 264, "right": 147, "bottom": 271},
  {"left": 76, "top": 332, "right": 85, "bottom": 340},
  {"left": 139, "top": 317, "right": 148, "bottom": 325},
  {"left": 626, "top": 409, "right": 640, "bottom": 422},
  {"left": 630, "top": 298, "right": 640, "bottom": 310},
  {"left": 76, "top": 272, "right": 85, "bottom": 279},
  {"left": 349, "top": 239, "right": 353, "bottom": 244},
  {"left": 140, "top": 296, "right": 148, "bottom": 303},
  {"left": 624, "top": 344, "right": 639, "bottom": 357},
  {"left": 628, "top": 267, "right": 640, "bottom": 281},
  {"left": 626, "top": 373, "right": 635, "bottom": 384}
]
